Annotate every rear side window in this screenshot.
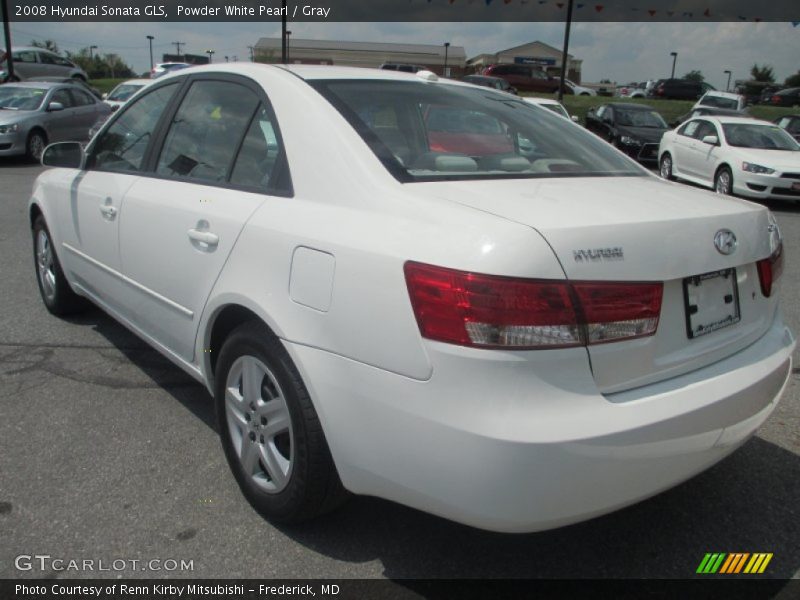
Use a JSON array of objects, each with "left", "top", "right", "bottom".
[
  {"left": 156, "top": 80, "right": 259, "bottom": 183},
  {"left": 91, "top": 82, "right": 179, "bottom": 173},
  {"left": 12, "top": 50, "right": 37, "bottom": 63}
]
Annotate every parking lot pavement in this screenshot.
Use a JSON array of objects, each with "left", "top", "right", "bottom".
[{"left": 1, "top": 160, "right": 798, "bottom": 581}]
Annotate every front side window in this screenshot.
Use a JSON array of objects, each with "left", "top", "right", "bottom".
[
  {"left": 229, "top": 104, "right": 288, "bottom": 193},
  {"left": 70, "top": 89, "right": 94, "bottom": 106},
  {"left": 51, "top": 89, "right": 73, "bottom": 108},
  {"left": 91, "top": 82, "right": 179, "bottom": 173},
  {"left": 692, "top": 121, "right": 718, "bottom": 141},
  {"left": 311, "top": 80, "right": 644, "bottom": 182},
  {"left": 678, "top": 121, "right": 700, "bottom": 138},
  {"left": 156, "top": 80, "right": 259, "bottom": 183}
]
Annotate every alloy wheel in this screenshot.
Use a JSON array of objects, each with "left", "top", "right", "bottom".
[{"left": 35, "top": 229, "right": 56, "bottom": 302}]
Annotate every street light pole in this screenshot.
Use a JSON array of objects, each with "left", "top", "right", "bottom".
[
  {"left": 724, "top": 70, "right": 732, "bottom": 92},
  {"left": 443, "top": 42, "right": 450, "bottom": 78},
  {"left": 281, "top": 0, "right": 287, "bottom": 64},
  {"left": 89, "top": 45, "right": 98, "bottom": 61},
  {"left": 670, "top": 51, "right": 678, "bottom": 79},
  {"left": 146, "top": 35, "right": 154, "bottom": 70},
  {"left": 286, "top": 30, "right": 291, "bottom": 63},
  {"left": 206, "top": 49, "right": 215, "bottom": 63},
  {"left": 558, "top": 0, "right": 575, "bottom": 103}
]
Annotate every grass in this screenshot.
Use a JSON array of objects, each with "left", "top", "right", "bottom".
[
  {"left": 523, "top": 92, "right": 799, "bottom": 125},
  {"left": 89, "top": 78, "right": 130, "bottom": 94}
]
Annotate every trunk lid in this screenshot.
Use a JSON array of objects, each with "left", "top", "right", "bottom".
[{"left": 414, "top": 175, "right": 778, "bottom": 392}]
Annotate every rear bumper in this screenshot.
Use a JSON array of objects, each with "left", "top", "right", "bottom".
[{"left": 287, "top": 317, "right": 795, "bottom": 533}]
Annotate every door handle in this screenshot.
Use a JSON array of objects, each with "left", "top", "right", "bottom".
[
  {"left": 99, "top": 204, "right": 117, "bottom": 219},
  {"left": 187, "top": 228, "right": 219, "bottom": 246}
]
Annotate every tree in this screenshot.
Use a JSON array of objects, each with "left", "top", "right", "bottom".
[
  {"left": 750, "top": 64, "right": 775, "bottom": 83},
  {"left": 785, "top": 71, "right": 800, "bottom": 87},
  {"left": 64, "top": 47, "right": 135, "bottom": 79},
  {"left": 30, "top": 39, "right": 60, "bottom": 53},
  {"left": 683, "top": 70, "right": 705, "bottom": 83}
]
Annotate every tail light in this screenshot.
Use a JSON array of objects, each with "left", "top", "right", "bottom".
[
  {"left": 757, "top": 243, "right": 784, "bottom": 297},
  {"left": 771, "top": 95, "right": 780, "bottom": 104},
  {"left": 404, "top": 262, "right": 662, "bottom": 349}
]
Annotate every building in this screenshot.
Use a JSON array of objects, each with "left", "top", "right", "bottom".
[
  {"left": 468, "top": 41, "right": 582, "bottom": 83},
  {"left": 253, "top": 38, "right": 467, "bottom": 77}
]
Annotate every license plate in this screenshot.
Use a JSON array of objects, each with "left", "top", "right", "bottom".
[{"left": 683, "top": 268, "right": 740, "bottom": 339}]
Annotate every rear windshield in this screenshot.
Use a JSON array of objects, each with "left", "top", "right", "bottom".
[
  {"left": 700, "top": 95, "right": 739, "bottom": 110},
  {"left": 722, "top": 124, "right": 799, "bottom": 151},
  {"left": 107, "top": 83, "right": 145, "bottom": 102},
  {"left": 0, "top": 86, "right": 47, "bottom": 111},
  {"left": 616, "top": 109, "right": 667, "bottom": 128},
  {"left": 309, "top": 80, "right": 645, "bottom": 182}
]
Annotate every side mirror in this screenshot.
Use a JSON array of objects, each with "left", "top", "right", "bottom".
[
  {"left": 102, "top": 92, "right": 108, "bottom": 100},
  {"left": 701, "top": 135, "right": 719, "bottom": 145},
  {"left": 571, "top": 115, "right": 580, "bottom": 123},
  {"left": 47, "top": 101, "right": 64, "bottom": 112},
  {"left": 41, "top": 141, "right": 84, "bottom": 169}
]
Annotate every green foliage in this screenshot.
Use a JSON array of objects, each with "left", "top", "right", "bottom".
[
  {"left": 785, "top": 71, "right": 800, "bottom": 88},
  {"left": 750, "top": 64, "right": 775, "bottom": 83},
  {"left": 30, "top": 39, "right": 59, "bottom": 53},
  {"left": 64, "top": 47, "right": 135, "bottom": 79},
  {"left": 683, "top": 70, "right": 705, "bottom": 83}
]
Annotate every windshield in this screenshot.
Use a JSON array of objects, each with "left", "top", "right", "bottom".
[
  {"left": 700, "top": 95, "right": 739, "bottom": 110},
  {"left": 722, "top": 124, "right": 799, "bottom": 151},
  {"left": 107, "top": 83, "right": 145, "bottom": 102},
  {"left": 309, "top": 80, "right": 644, "bottom": 182},
  {"left": 0, "top": 86, "right": 47, "bottom": 111},
  {"left": 616, "top": 109, "right": 667, "bottom": 128}
]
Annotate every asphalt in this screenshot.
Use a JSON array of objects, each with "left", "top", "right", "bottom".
[{"left": 1, "top": 158, "right": 798, "bottom": 582}]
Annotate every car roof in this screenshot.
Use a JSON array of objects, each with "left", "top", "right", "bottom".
[
  {"left": 776, "top": 87, "right": 800, "bottom": 94},
  {"left": 700, "top": 116, "right": 771, "bottom": 125},
  {"left": 701, "top": 90, "right": 742, "bottom": 99},
  {"left": 113, "top": 78, "right": 151, "bottom": 86},
  {"left": 603, "top": 102, "right": 655, "bottom": 110},
  {"left": 524, "top": 97, "right": 561, "bottom": 106},
  {"left": 0, "top": 81, "right": 63, "bottom": 90}
]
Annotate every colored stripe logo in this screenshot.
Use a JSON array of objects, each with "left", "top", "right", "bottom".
[{"left": 697, "top": 553, "right": 773, "bottom": 574}]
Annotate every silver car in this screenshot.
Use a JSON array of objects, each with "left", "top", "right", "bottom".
[
  {"left": 0, "top": 82, "right": 111, "bottom": 160},
  {"left": 1, "top": 46, "right": 88, "bottom": 82}
]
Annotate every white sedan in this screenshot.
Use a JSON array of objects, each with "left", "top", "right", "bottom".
[
  {"left": 659, "top": 116, "right": 800, "bottom": 200},
  {"left": 30, "top": 64, "right": 794, "bottom": 533}
]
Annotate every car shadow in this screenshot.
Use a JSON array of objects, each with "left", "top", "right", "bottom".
[
  {"left": 65, "top": 306, "right": 800, "bottom": 581},
  {"left": 0, "top": 156, "right": 40, "bottom": 168}
]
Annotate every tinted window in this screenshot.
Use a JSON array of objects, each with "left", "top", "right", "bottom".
[
  {"left": 51, "top": 89, "right": 73, "bottom": 108},
  {"left": 155, "top": 81, "right": 260, "bottom": 183},
  {"left": 70, "top": 89, "right": 94, "bottom": 106},
  {"left": 311, "top": 80, "right": 643, "bottom": 182},
  {"left": 615, "top": 109, "right": 666, "bottom": 128},
  {"left": 229, "top": 104, "right": 286, "bottom": 191},
  {"left": 491, "top": 65, "right": 511, "bottom": 75},
  {"left": 12, "top": 50, "right": 37, "bottom": 63},
  {"left": 91, "top": 82, "right": 179, "bottom": 173}
]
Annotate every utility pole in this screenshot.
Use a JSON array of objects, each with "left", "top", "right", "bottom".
[
  {"left": 146, "top": 35, "right": 154, "bottom": 70},
  {"left": 286, "top": 31, "right": 291, "bottom": 63},
  {"left": 558, "top": 0, "right": 574, "bottom": 103},
  {"left": 89, "top": 45, "right": 98, "bottom": 60},
  {"left": 281, "top": 0, "right": 287, "bottom": 64},
  {"left": 443, "top": 42, "right": 450, "bottom": 78},
  {"left": 248, "top": 45, "right": 255, "bottom": 62},
  {"left": 173, "top": 41, "right": 185, "bottom": 58},
  {"left": 670, "top": 51, "right": 678, "bottom": 79},
  {"left": 1, "top": 0, "right": 15, "bottom": 81}
]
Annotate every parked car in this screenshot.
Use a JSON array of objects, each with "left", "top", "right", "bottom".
[
  {"left": 659, "top": 116, "right": 800, "bottom": 200},
  {"left": 461, "top": 74, "right": 517, "bottom": 95},
  {"left": 481, "top": 64, "right": 560, "bottom": 93},
  {"left": 379, "top": 63, "right": 427, "bottom": 74},
  {"left": 759, "top": 86, "right": 782, "bottom": 104},
  {"left": 26, "top": 76, "right": 103, "bottom": 99},
  {"left": 524, "top": 97, "right": 579, "bottom": 122},
  {"left": 767, "top": 88, "right": 800, "bottom": 107},
  {"left": 694, "top": 91, "right": 747, "bottom": 112},
  {"left": 585, "top": 102, "right": 668, "bottom": 164},
  {"left": 616, "top": 82, "right": 647, "bottom": 99},
  {"left": 0, "top": 81, "right": 110, "bottom": 160},
  {"left": 670, "top": 106, "right": 750, "bottom": 129},
  {"left": 774, "top": 114, "right": 800, "bottom": 142},
  {"left": 563, "top": 78, "right": 596, "bottom": 96},
  {"left": 0, "top": 46, "right": 88, "bottom": 82},
  {"left": 31, "top": 64, "right": 794, "bottom": 533},
  {"left": 150, "top": 62, "right": 192, "bottom": 79},
  {"left": 649, "top": 79, "right": 714, "bottom": 101},
  {"left": 103, "top": 78, "right": 151, "bottom": 111}
]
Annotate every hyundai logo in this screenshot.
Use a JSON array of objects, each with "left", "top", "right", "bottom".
[{"left": 714, "top": 229, "right": 737, "bottom": 255}]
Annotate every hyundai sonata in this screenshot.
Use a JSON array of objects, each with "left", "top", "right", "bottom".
[{"left": 30, "top": 65, "right": 794, "bottom": 532}]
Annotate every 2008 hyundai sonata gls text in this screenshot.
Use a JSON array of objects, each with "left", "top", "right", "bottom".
[{"left": 29, "top": 64, "right": 794, "bottom": 532}]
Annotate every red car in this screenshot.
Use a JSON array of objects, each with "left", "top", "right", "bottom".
[{"left": 482, "top": 64, "right": 561, "bottom": 94}]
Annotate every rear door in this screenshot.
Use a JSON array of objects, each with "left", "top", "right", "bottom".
[
  {"left": 10, "top": 49, "right": 40, "bottom": 79},
  {"left": 118, "top": 76, "right": 290, "bottom": 362}
]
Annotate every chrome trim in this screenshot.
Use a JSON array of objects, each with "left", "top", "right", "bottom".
[{"left": 62, "top": 242, "right": 194, "bottom": 319}]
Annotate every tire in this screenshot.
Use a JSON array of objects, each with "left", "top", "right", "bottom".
[
  {"left": 659, "top": 153, "right": 674, "bottom": 181},
  {"left": 26, "top": 129, "right": 47, "bottom": 163},
  {"left": 714, "top": 166, "right": 734, "bottom": 196},
  {"left": 32, "top": 215, "right": 87, "bottom": 316},
  {"left": 215, "top": 322, "right": 347, "bottom": 523}
]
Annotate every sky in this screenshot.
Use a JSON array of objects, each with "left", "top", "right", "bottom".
[{"left": 7, "top": 21, "right": 799, "bottom": 89}]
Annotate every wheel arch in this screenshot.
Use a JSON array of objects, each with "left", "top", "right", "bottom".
[{"left": 29, "top": 203, "right": 44, "bottom": 228}]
